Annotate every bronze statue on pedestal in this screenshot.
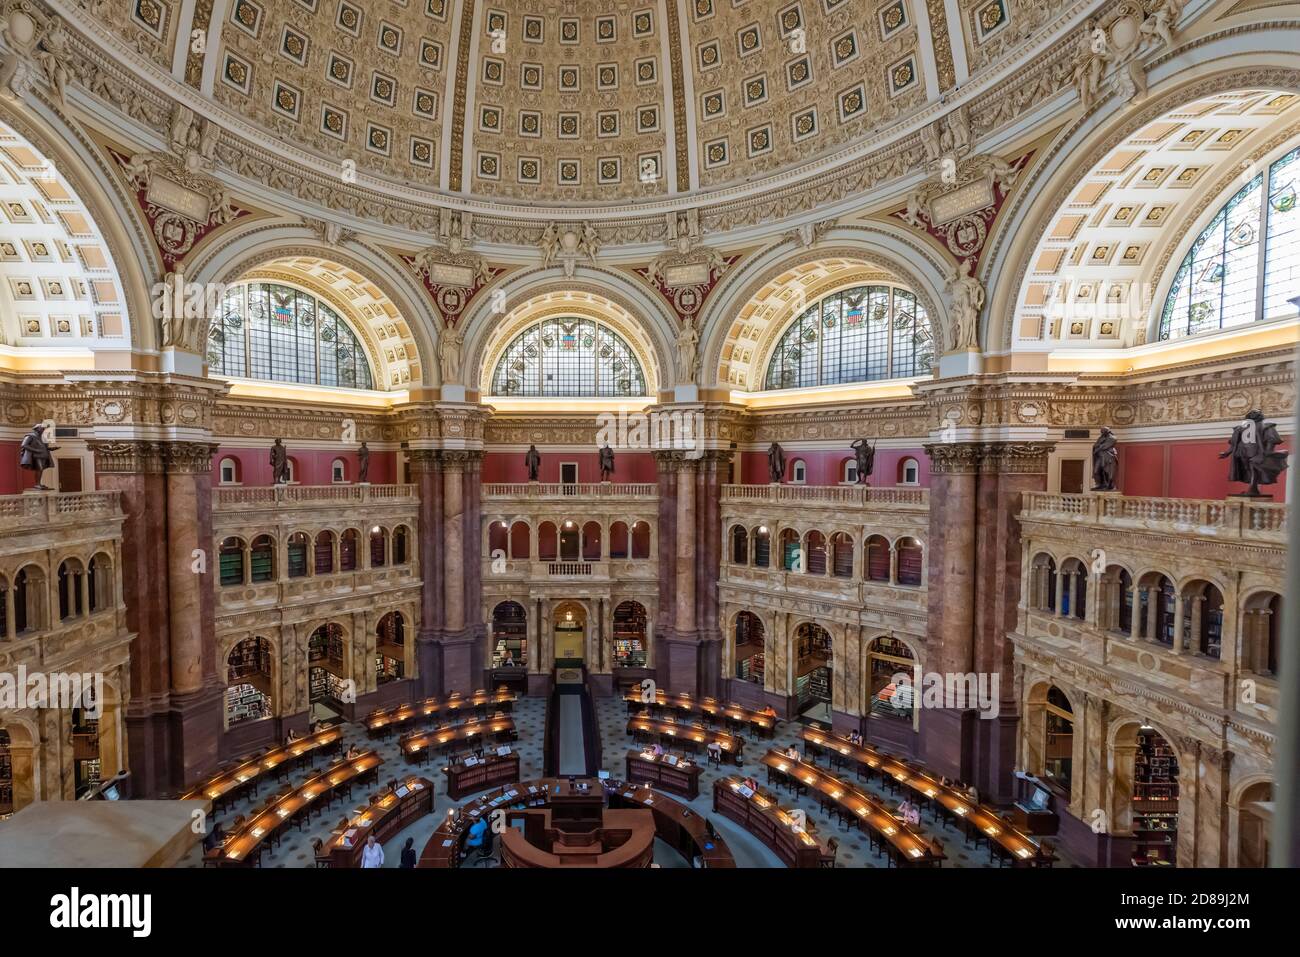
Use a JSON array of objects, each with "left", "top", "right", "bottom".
[
  {"left": 357, "top": 441, "right": 370, "bottom": 484},
  {"left": 599, "top": 443, "right": 615, "bottom": 482},
  {"left": 1091, "top": 427, "right": 1118, "bottom": 491},
  {"left": 525, "top": 444, "right": 542, "bottom": 482},
  {"left": 1220, "top": 410, "right": 1288, "bottom": 498},
  {"left": 19, "top": 424, "right": 57, "bottom": 490},
  {"left": 270, "top": 438, "right": 291, "bottom": 484},
  {"left": 767, "top": 442, "right": 786, "bottom": 484},
  {"left": 851, "top": 439, "right": 875, "bottom": 484}
]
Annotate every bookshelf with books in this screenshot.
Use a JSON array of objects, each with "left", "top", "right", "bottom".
[
  {"left": 0, "top": 729, "right": 13, "bottom": 818},
  {"left": 612, "top": 601, "right": 648, "bottom": 667},
  {"left": 491, "top": 602, "right": 528, "bottom": 668},
  {"left": 733, "top": 613, "right": 764, "bottom": 685},
  {"left": 226, "top": 682, "right": 272, "bottom": 726},
  {"left": 1131, "top": 729, "right": 1179, "bottom": 867}
]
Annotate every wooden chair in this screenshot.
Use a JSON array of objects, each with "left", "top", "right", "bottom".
[
  {"left": 1034, "top": 839, "right": 1057, "bottom": 868},
  {"left": 820, "top": 837, "right": 839, "bottom": 868},
  {"left": 311, "top": 837, "right": 332, "bottom": 868}
]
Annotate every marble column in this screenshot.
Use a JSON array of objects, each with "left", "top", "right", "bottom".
[
  {"left": 438, "top": 451, "right": 474, "bottom": 694},
  {"left": 87, "top": 440, "right": 171, "bottom": 797},
  {"left": 919, "top": 442, "right": 981, "bottom": 780},
  {"left": 972, "top": 443, "right": 1053, "bottom": 803},
  {"left": 653, "top": 451, "right": 677, "bottom": 687},
  {"left": 409, "top": 450, "right": 444, "bottom": 696}
]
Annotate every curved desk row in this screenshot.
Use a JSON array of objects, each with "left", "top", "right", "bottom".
[
  {"left": 182, "top": 726, "right": 344, "bottom": 809},
  {"left": 211, "top": 751, "right": 384, "bottom": 867},
  {"left": 400, "top": 716, "right": 517, "bottom": 764},
  {"left": 760, "top": 750, "right": 941, "bottom": 867},
  {"left": 418, "top": 777, "right": 734, "bottom": 868},
  {"left": 320, "top": 776, "right": 435, "bottom": 867},
  {"left": 626, "top": 715, "right": 743, "bottom": 762},
  {"left": 366, "top": 690, "right": 518, "bottom": 736},
  {"left": 800, "top": 728, "right": 1050, "bottom": 866},
  {"left": 623, "top": 691, "right": 775, "bottom": 737},
  {"left": 712, "top": 775, "right": 828, "bottom": 868}
]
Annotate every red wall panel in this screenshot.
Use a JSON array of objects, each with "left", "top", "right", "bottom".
[
  {"left": 213, "top": 447, "right": 397, "bottom": 486},
  {"left": 1119, "top": 437, "right": 1290, "bottom": 501},
  {"left": 481, "top": 450, "right": 657, "bottom": 484},
  {"left": 737, "top": 447, "right": 931, "bottom": 487}
]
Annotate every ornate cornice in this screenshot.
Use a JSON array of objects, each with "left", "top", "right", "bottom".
[
  {"left": 86, "top": 440, "right": 165, "bottom": 475},
  {"left": 923, "top": 440, "right": 1054, "bottom": 474}
]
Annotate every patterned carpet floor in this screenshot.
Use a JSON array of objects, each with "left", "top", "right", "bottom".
[{"left": 179, "top": 694, "right": 1078, "bottom": 868}]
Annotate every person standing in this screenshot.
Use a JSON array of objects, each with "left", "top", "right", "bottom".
[
  {"left": 399, "top": 837, "right": 417, "bottom": 868},
  {"left": 360, "top": 834, "right": 384, "bottom": 868}
]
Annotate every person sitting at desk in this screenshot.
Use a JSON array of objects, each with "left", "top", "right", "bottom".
[
  {"left": 202, "top": 821, "right": 225, "bottom": 852},
  {"left": 286, "top": 728, "right": 300, "bottom": 743},
  {"left": 786, "top": 744, "right": 800, "bottom": 760},
  {"left": 361, "top": 834, "right": 384, "bottom": 868},
  {"left": 706, "top": 740, "right": 723, "bottom": 759},
  {"left": 464, "top": 816, "right": 489, "bottom": 857},
  {"left": 848, "top": 729, "right": 863, "bottom": 746},
  {"left": 345, "top": 745, "right": 361, "bottom": 761},
  {"left": 502, "top": 651, "right": 515, "bottom": 667},
  {"left": 651, "top": 742, "right": 665, "bottom": 756},
  {"left": 965, "top": 784, "right": 980, "bottom": 804},
  {"left": 762, "top": 705, "right": 777, "bottom": 718},
  {"left": 742, "top": 776, "right": 759, "bottom": 791},
  {"left": 400, "top": 836, "right": 417, "bottom": 869}
]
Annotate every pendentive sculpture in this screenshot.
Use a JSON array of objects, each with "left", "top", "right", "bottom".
[
  {"left": 1090, "top": 427, "right": 1118, "bottom": 491},
  {"left": 357, "top": 441, "right": 370, "bottom": 484},
  {"left": 599, "top": 443, "right": 615, "bottom": 482},
  {"left": 270, "top": 438, "right": 291, "bottom": 485},
  {"left": 19, "top": 423, "right": 57, "bottom": 490},
  {"left": 851, "top": 438, "right": 876, "bottom": 484},
  {"left": 525, "top": 444, "right": 542, "bottom": 482},
  {"left": 1220, "top": 410, "right": 1288, "bottom": 498},
  {"left": 767, "top": 442, "right": 786, "bottom": 484}
]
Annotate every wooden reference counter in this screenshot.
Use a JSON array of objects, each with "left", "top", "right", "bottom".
[
  {"left": 625, "top": 749, "right": 702, "bottom": 799},
  {"left": 320, "top": 776, "right": 434, "bottom": 867},
  {"left": 627, "top": 714, "right": 741, "bottom": 761},
  {"left": 182, "top": 726, "right": 343, "bottom": 809},
  {"left": 214, "top": 751, "right": 383, "bottom": 866},
  {"left": 400, "top": 716, "right": 517, "bottom": 764},
  {"left": 443, "top": 749, "right": 521, "bottom": 799},
  {"left": 712, "top": 775, "right": 826, "bottom": 867},
  {"left": 623, "top": 690, "right": 775, "bottom": 737},
  {"left": 760, "top": 750, "right": 941, "bottom": 867},
  {"left": 500, "top": 807, "right": 656, "bottom": 867},
  {"left": 800, "top": 727, "right": 1049, "bottom": 866},
  {"left": 366, "top": 690, "right": 518, "bottom": 736},
  {"left": 419, "top": 777, "right": 735, "bottom": 868}
]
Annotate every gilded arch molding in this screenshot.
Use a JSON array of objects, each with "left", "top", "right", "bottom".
[
  {"left": 701, "top": 233, "right": 949, "bottom": 392},
  {"left": 986, "top": 58, "right": 1300, "bottom": 353},
  {"left": 184, "top": 224, "right": 437, "bottom": 391}
]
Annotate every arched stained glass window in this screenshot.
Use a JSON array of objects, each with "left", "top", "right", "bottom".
[
  {"left": 207, "top": 282, "right": 375, "bottom": 390},
  {"left": 763, "top": 284, "right": 934, "bottom": 390},
  {"left": 1160, "top": 144, "right": 1300, "bottom": 340},
  {"left": 491, "top": 317, "right": 648, "bottom": 396}
]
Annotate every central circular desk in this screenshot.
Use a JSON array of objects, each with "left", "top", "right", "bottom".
[{"left": 419, "top": 777, "right": 734, "bottom": 868}]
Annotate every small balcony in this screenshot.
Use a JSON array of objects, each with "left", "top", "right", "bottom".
[
  {"left": 1020, "top": 492, "right": 1286, "bottom": 545},
  {"left": 721, "top": 484, "right": 928, "bottom": 508},
  {"left": 214, "top": 483, "right": 419, "bottom": 511}
]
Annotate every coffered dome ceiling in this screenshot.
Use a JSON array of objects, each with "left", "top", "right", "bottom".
[{"left": 92, "top": 0, "right": 1073, "bottom": 210}]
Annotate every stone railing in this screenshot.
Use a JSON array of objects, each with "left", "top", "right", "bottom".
[
  {"left": 1021, "top": 492, "right": 1287, "bottom": 544},
  {"left": 721, "top": 483, "right": 929, "bottom": 507},
  {"left": 483, "top": 482, "right": 658, "bottom": 500},
  {"left": 214, "top": 484, "right": 418, "bottom": 510},
  {"left": 0, "top": 491, "right": 121, "bottom": 533}
]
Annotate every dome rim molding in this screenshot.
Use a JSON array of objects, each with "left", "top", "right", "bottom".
[{"left": 45, "top": 0, "right": 1169, "bottom": 246}]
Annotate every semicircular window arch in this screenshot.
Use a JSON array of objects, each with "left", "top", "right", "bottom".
[
  {"left": 1159, "top": 144, "right": 1300, "bottom": 340},
  {"left": 491, "top": 317, "right": 648, "bottom": 397},
  {"left": 207, "top": 282, "right": 374, "bottom": 390},
  {"left": 763, "top": 283, "right": 934, "bottom": 391}
]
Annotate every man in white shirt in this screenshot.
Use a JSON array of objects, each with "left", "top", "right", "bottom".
[{"left": 360, "top": 834, "right": 384, "bottom": 868}]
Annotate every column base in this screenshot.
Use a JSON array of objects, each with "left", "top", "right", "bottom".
[
  {"left": 974, "top": 707, "right": 1021, "bottom": 804},
  {"left": 919, "top": 707, "right": 975, "bottom": 783},
  {"left": 864, "top": 713, "right": 922, "bottom": 759},
  {"left": 167, "top": 683, "right": 225, "bottom": 793},
  {"left": 125, "top": 698, "right": 172, "bottom": 798}
]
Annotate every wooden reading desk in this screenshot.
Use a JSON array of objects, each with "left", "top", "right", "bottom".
[
  {"left": 181, "top": 726, "right": 344, "bottom": 810},
  {"left": 366, "top": 690, "right": 518, "bottom": 736},
  {"left": 623, "top": 690, "right": 775, "bottom": 737},
  {"left": 800, "top": 727, "right": 1050, "bottom": 866},
  {"left": 400, "top": 716, "right": 517, "bottom": 765},
  {"left": 712, "top": 774, "right": 827, "bottom": 867},
  {"left": 626, "top": 714, "right": 742, "bottom": 762},
  {"left": 320, "top": 775, "right": 434, "bottom": 867},
  {"left": 625, "top": 749, "right": 703, "bottom": 799},
  {"left": 761, "top": 750, "right": 941, "bottom": 867},
  {"left": 443, "top": 749, "right": 522, "bottom": 799},
  {"left": 212, "top": 750, "right": 383, "bottom": 867},
  {"left": 419, "top": 777, "right": 735, "bottom": 868}
]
